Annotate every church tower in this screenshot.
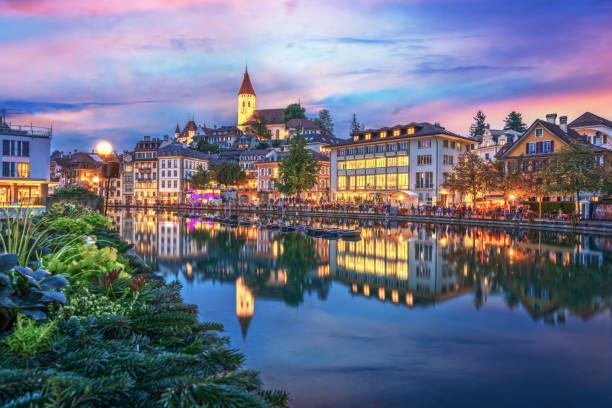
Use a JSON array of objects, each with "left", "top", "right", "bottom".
[{"left": 237, "top": 66, "right": 256, "bottom": 129}]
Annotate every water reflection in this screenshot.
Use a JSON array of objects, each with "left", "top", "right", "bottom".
[{"left": 111, "top": 210, "right": 612, "bottom": 337}]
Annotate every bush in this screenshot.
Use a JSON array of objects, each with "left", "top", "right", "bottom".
[
  {"left": 43, "top": 243, "right": 124, "bottom": 285},
  {"left": 53, "top": 287, "right": 132, "bottom": 320},
  {"left": 2, "top": 315, "right": 60, "bottom": 357},
  {"left": 46, "top": 217, "right": 93, "bottom": 236},
  {"left": 522, "top": 201, "right": 576, "bottom": 215},
  {"left": 49, "top": 186, "right": 98, "bottom": 200}
]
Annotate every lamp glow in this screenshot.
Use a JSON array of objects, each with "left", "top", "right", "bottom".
[
  {"left": 96, "top": 141, "right": 113, "bottom": 156},
  {"left": 92, "top": 176, "right": 100, "bottom": 183}
]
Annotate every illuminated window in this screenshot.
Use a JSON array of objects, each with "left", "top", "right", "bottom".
[
  {"left": 379, "top": 131, "right": 387, "bottom": 138},
  {"left": 357, "top": 175, "right": 365, "bottom": 189},
  {"left": 366, "top": 158, "right": 376, "bottom": 168},
  {"left": 397, "top": 155, "right": 409, "bottom": 166},
  {"left": 387, "top": 173, "right": 397, "bottom": 188},
  {"left": 376, "top": 157, "right": 386, "bottom": 168},
  {"left": 355, "top": 159, "right": 365, "bottom": 169},
  {"left": 387, "top": 157, "right": 397, "bottom": 167},
  {"left": 346, "top": 160, "right": 356, "bottom": 170},
  {"left": 338, "top": 161, "right": 346, "bottom": 170},
  {"left": 376, "top": 174, "right": 386, "bottom": 189},
  {"left": 366, "top": 175, "right": 375, "bottom": 189},
  {"left": 393, "top": 129, "right": 400, "bottom": 136},
  {"left": 349, "top": 176, "right": 355, "bottom": 189},
  {"left": 407, "top": 127, "right": 415, "bottom": 135},
  {"left": 398, "top": 173, "right": 409, "bottom": 188},
  {"left": 365, "top": 133, "right": 371, "bottom": 140},
  {"left": 338, "top": 176, "right": 346, "bottom": 190},
  {"left": 500, "top": 140, "right": 506, "bottom": 145}
]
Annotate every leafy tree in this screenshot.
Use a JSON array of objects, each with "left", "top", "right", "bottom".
[
  {"left": 255, "top": 142, "right": 270, "bottom": 149},
  {"left": 469, "top": 110, "right": 489, "bottom": 139},
  {"left": 189, "top": 166, "right": 211, "bottom": 190},
  {"left": 504, "top": 111, "right": 527, "bottom": 132},
  {"left": 350, "top": 113, "right": 362, "bottom": 134},
  {"left": 543, "top": 141, "right": 606, "bottom": 213},
  {"left": 443, "top": 151, "right": 489, "bottom": 205},
  {"left": 246, "top": 114, "right": 272, "bottom": 141},
  {"left": 282, "top": 103, "right": 306, "bottom": 123},
  {"left": 313, "top": 109, "right": 334, "bottom": 134},
  {"left": 275, "top": 127, "right": 321, "bottom": 197},
  {"left": 212, "top": 162, "right": 247, "bottom": 187},
  {"left": 194, "top": 138, "right": 220, "bottom": 154}
]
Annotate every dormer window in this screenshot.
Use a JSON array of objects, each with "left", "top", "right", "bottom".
[
  {"left": 407, "top": 127, "right": 415, "bottom": 135},
  {"left": 535, "top": 128, "right": 543, "bottom": 138},
  {"left": 379, "top": 131, "right": 387, "bottom": 138},
  {"left": 365, "top": 133, "right": 371, "bottom": 140},
  {"left": 353, "top": 135, "right": 359, "bottom": 141},
  {"left": 393, "top": 129, "right": 400, "bottom": 137}
]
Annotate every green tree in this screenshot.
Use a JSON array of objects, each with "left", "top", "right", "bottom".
[
  {"left": 194, "top": 138, "right": 220, "bottom": 154},
  {"left": 543, "top": 141, "right": 605, "bottom": 213},
  {"left": 504, "top": 111, "right": 527, "bottom": 132},
  {"left": 282, "top": 103, "right": 306, "bottom": 123},
  {"left": 212, "top": 162, "right": 247, "bottom": 187},
  {"left": 246, "top": 114, "right": 272, "bottom": 141},
  {"left": 313, "top": 109, "right": 334, "bottom": 134},
  {"left": 443, "top": 151, "right": 489, "bottom": 205},
  {"left": 275, "top": 127, "right": 321, "bottom": 197},
  {"left": 469, "top": 110, "right": 489, "bottom": 139},
  {"left": 350, "top": 113, "right": 363, "bottom": 134},
  {"left": 189, "top": 166, "right": 211, "bottom": 190}
]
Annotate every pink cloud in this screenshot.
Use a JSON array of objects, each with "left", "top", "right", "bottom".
[{"left": 1, "top": 0, "right": 216, "bottom": 16}]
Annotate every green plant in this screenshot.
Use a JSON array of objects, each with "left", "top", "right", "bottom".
[
  {"left": 0, "top": 208, "right": 50, "bottom": 267},
  {"left": 84, "top": 213, "right": 115, "bottom": 231},
  {"left": 0, "top": 254, "right": 68, "bottom": 330},
  {"left": 49, "top": 185, "right": 99, "bottom": 200},
  {"left": 2, "top": 315, "right": 59, "bottom": 357},
  {"left": 46, "top": 217, "right": 93, "bottom": 236},
  {"left": 44, "top": 243, "right": 124, "bottom": 285},
  {"left": 53, "top": 287, "right": 132, "bottom": 320}
]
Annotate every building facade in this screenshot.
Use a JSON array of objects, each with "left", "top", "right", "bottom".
[
  {"left": 568, "top": 111, "right": 612, "bottom": 151},
  {"left": 330, "top": 122, "right": 473, "bottom": 206},
  {"left": 472, "top": 128, "right": 521, "bottom": 161},
  {"left": 133, "top": 136, "right": 162, "bottom": 205},
  {"left": 158, "top": 143, "right": 210, "bottom": 204}
]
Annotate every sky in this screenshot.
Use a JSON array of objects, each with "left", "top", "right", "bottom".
[{"left": 0, "top": 0, "right": 611, "bottom": 152}]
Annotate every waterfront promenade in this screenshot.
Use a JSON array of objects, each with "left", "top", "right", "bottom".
[{"left": 115, "top": 204, "right": 612, "bottom": 235}]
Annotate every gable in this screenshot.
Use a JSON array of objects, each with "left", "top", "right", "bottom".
[{"left": 502, "top": 122, "right": 569, "bottom": 157}]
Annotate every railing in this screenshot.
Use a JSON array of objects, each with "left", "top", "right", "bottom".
[{"left": 1, "top": 123, "right": 52, "bottom": 138}]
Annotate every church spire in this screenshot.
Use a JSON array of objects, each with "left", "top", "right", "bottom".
[{"left": 238, "top": 66, "right": 256, "bottom": 96}]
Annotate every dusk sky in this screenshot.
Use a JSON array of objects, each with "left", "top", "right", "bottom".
[{"left": 1, "top": 0, "right": 611, "bottom": 152}]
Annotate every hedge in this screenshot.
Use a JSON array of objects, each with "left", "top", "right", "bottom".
[{"left": 521, "top": 201, "right": 576, "bottom": 214}]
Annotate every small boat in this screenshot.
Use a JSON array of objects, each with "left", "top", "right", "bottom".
[
  {"left": 321, "top": 228, "right": 341, "bottom": 239},
  {"left": 239, "top": 218, "right": 253, "bottom": 226},
  {"left": 340, "top": 230, "right": 361, "bottom": 239},
  {"left": 266, "top": 223, "right": 280, "bottom": 230},
  {"left": 281, "top": 225, "right": 295, "bottom": 232}
]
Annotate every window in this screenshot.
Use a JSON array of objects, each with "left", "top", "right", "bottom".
[
  {"left": 174, "top": 170, "right": 177, "bottom": 177},
  {"left": 535, "top": 128, "right": 543, "bottom": 138},
  {"left": 346, "top": 160, "right": 355, "bottom": 170},
  {"left": 526, "top": 142, "right": 537, "bottom": 155},
  {"left": 376, "top": 174, "right": 386, "bottom": 189},
  {"left": 161, "top": 160, "right": 165, "bottom": 168},
  {"left": 387, "top": 173, "right": 397, "bottom": 188},
  {"left": 415, "top": 243, "right": 433, "bottom": 262},
  {"left": 417, "top": 155, "right": 432, "bottom": 165},
  {"left": 443, "top": 155, "right": 454, "bottom": 165},
  {"left": 355, "top": 159, "right": 365, "bottom": 169},
  {"left": 367, "top": 145, "right": 376, "bottom": 153},
  {"left": 353, "top": 136, "right": 359, "bottom": 141},
  {"left": 393, "top": 129, "right": 400, "bottom": 136},
  {"left": 388, "top": 143, "right": 397, "bottom": 152},
  {"left": 377, "top": 144, "right": 386, "bottom": 153},
  {"left": 161, "top": 181, "right": 165, "bottom": 188},
  {"left": 366, "top": 158, "right": 376, "bottom": 168},
  {"left": 376, "top": 157, "right": 386, "bottom": 168},
  {"left": 416, "top": 172, "right": 433, "bottom": 188},
  {"left": 417, "top": 140, "right": 431, "bottom": 149},
  {"left": 407, "top": 127, "right": 415, "bottom": 135},
  {"left": 379, "top": 131, "right": 387, "bottom": 138},
  {"left": 366, "top": 175, "right": 375, "bottom": 189},
  {"left": 357, "top": 147, "right": 365, "bottom": 154},
  {"left": 398, "top": 173, "right": 409, "bottom": 188},
  {"left": 338, "top": 176, "right": 346, "bottom": 190},
  {"left": 174, "top": 180, "right": 178, "bottom": 188},
  {"left": 543, "top": 140, "right": 554, "bottom": 153},
  {"left": 365, "top": 133, "right": 371, "bottom": 140},
  {"left": 443, "top": 140, "right": 448, "bottom": 148},
  {"left": 397, "top": 155, "right": 409, "bottom": 166},
  {"left": 2, "top": 141, "right": 9, "bottom": 156},
  {"left": 2, "top": 162, "right": 29, "bottom": 178},
  {"left": 357, "top": 175, "right": 365, "bottom": 189},
  {"left": 399, "top": 142, "right": 409, "bottom": 151},
  {"left": 349, "top": 176, "right": 356, "bottom": 189},
  {"left": 387, "top": 157, "right": 397, "bottom": 167}
]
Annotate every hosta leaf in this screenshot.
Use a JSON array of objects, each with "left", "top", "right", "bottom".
[
  {"left": 30, "top": 269, "right": 50, "bottom": 280},
  {"left": 40, "top": 275, "right": 68, "bottom": 289},
  {"left": 40, "top": 290, "right": 66, "bottom": 304},
  {"left": 19, "top": 309, "right": 47, "bottom": 320},
  {"left": 0, "top": 254, "right": 18, "bottom": 271}
]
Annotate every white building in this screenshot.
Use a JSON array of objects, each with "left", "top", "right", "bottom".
[
  {"left": 472, "top": 128, "right": 521, "bottom": 161},
  {"left": 158, "top": 143, "right": 210, "bottom": 204},
  {"left": 329, "top": 122, "right": 473, "bottom": 206},
  {"left": 0, "top": 115, "right": 51, "bottom": 205}
]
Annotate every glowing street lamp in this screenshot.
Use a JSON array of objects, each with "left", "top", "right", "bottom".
[
  {"left": 96, "top": 141, "right": 113, "bottom": 157},
  {"left": 95, "top": 140, "right": 114, "bottom": 215},
  {"left": 92, "top": 176, "right": 100, "bottom": 184}
]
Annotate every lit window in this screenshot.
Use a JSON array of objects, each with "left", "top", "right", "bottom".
[
  {"left": 376, "top": 157, "right": 386, "bottom": 168},
  {"left": 365, "top": 133, "right": 371, "bottom": 140},
  {"left": 407, "top": 127, "right": 415, "bottom": 135},
  {"left": 379, "top": 131, "right": 387, "bottom": 138},
  {"left": 353, "top": 135, "right": 359, "bottom": 141},
  {"left": 393, "top": 129, "right": 400, "bottom": 136}
]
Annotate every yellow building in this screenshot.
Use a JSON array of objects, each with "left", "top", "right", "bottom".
[
  {"left": 237, "top": 67, "right": 256, "bottom": 131},
  {"left": 236, "top": 276, "right": 254, "bottom": 340}
]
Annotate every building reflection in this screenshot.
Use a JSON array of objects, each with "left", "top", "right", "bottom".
[{"left": 111, "top": 210, "right": 612, "bottom": 339}]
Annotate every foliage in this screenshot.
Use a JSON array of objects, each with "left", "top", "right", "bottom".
[
  {"left": 84, "top": 213, "right": 115, "bottom": 231},
  {"left": 53, "top": 287, "right": 132, "bottom": 320},
  {"left": 246, "top": 114, "right": 272, "bottom": 140},
  {"left": 46, "top": 217, "right": 93, "bottom": 236},
  {"left": 0, "top": 254, "right": 68, "bottom": 328},
  {"left": 442, "top": 151, "right": 489, "bottom": 204},
  {"left": 0, "top": 208, "right": 51, "bottom": 267},
  {"left": 503, "top": 111, "right": 527, "bottom": 132},
  {"left": 275, "top": 128, "right": 321, "bottom": 196},
  {"left": 521, "top": 201, "right": 576, "bottom": 215},
  {"left": 350, "top": 113, "right": 364, "bottom": 134},
  {"left": 469, "top": 110, "right": 488, "bottom": 139},
  {"left": 313, "top": 109, "right": 334, "bottom": 134},
  {"left": 213, "top": 162, "right": 247, "bottom": 187},
  {"left": 256, "top": 142, "right": 271, "bottom": 149},
  {"left": 189, "top": 166, "right": 212, "bottom": 190},
  {"left": 195, "top": 138, "right": 221, "bottom": 154},
  {"left": 49, "top": 185, "right": 99, "bottom": 200},
  {"left": 2, "top": 315, "right": 59, "bottom": 357},
  {"left": 43, "top": 243, "right": 124, "bottom": 285},
  {"left": 282, "top": 103, "right": 306, "bottom": 123},
  {"left": 543, "top": 140, "right": 605, "bottom": 204}
]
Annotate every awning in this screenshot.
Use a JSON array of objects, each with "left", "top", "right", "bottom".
[{"left": 381, "top": 190, "right": 419, "bottom": 198}]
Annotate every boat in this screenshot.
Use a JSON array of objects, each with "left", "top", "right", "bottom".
[
  {"left": 266, "top": 223, "right": 280, "bottom": 230},
  {"left": 238, "top": 218, "right": 253, "bottom": 226},
  {"left": 321, "top": 228, "right": 341, "bottom": 239},
  {"left": 340, "top": 230, "right": 361, "bottom": 240}
]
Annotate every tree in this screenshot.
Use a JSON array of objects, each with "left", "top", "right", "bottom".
[
  {"left": 442, "top": 151, "right": 489, "bottom": 205},
  {"left": 469, "top": 110, "right": 489, "bottom": 139},
  {"left": 212, "top": 162, "right": 246, "bottom": 187},
  {"left": 255, "top": 142, "right": 270, "bottom": 149},
  {"left": 350, "top": 113, "right": 362, "bottom": 134},
  {"left": 543, "top": 141, "right": 605, "bottom": 213},
  {"left": 245, "top": 114, "right": 272, "bottom": 141},
  {"left": 313, "top": 109, "right": 334, "bottom": 134},
  {"left": 195, "top": 139, "right": 220, "bottom": 154},
  {"left": 504, "top": 111, "right": 527, "bottom": 132},
  {"left": 275, "top": 127, "right": 321, "bottom": 197},
  {"left": 282, "top": 103, "right": 306, "bottom": 123},
  {"left": 189, "top": 166, "right": 211, "bottom": 190}
]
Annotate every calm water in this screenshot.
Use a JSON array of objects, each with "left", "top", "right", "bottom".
[{"left": 114, "top": 210, "right": 612, "bottom": 408}]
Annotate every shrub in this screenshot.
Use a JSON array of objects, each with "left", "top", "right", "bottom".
[
  {"left": 49, "top": 186, "right": 98, "bottom": 200},
  {"left": 0, "top": 254, "right": 68, "bottom": 330},
  {"left": 2, "top": 315, "right": 60, "bottom": 357},
  {"left": 45, "top": 217, "right": 93, "bottom": 236},
  {"left": 43, "top": 243, "right": 124, "bottom": 285},
  {"left": 0, "top": 208, "right": 51, "bottom": 267},
  {"left": 521, "top": 201, "right": 576, "bottom": 215},
  {"left": 53, "top": 287, "right": 132, "bottom": 320}
]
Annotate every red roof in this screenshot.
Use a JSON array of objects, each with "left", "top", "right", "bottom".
[{"left": 238, "top": 67, "right": 256, "bottom": 96}]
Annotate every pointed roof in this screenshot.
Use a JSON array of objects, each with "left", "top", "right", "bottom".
[
  {"left": 238, "top": 66, "right": 256, "bottom": 96},
  {"left": 175, "top": 123, "right": 180, "bottom": 134},
  {"left": 569, "top": 112, "right": 612, "bottom": 129}
]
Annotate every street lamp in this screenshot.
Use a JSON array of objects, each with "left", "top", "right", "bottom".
[{"left": 96, "top": 141, "right": 113, "bottom": 215}]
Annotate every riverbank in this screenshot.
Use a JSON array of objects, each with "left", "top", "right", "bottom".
[
  {"left": 0, "top": 204, "right": 287, "bottom": 407},
  {"left": 116, "top": 204, "right": 612, "bottom": 236}
]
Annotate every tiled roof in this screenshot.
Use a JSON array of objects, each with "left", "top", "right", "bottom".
[
  {"left": 569, "top": 112, "right": 612, "bottom": 129},
  {"left": 285, "top": 118, "right": 320, "bottom": 130},
  {"left": 238, "top": 68, "right": 256, "bottom": 96},
  {"left": 333, "top": 122, "right": 466, "bottom": 147},
  {"left": 245, "top": 109, "right": 284, "bottom": 125}
]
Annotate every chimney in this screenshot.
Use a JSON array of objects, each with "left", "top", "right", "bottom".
[
  {"left": 559, "top": 116, "right": 568, "bottom": 132},
  {"left": 144, "top": 135, "right": 150, "bottom": 141},
  {"left": 546, "top": 113, "right": 557, "bottom": 124}
]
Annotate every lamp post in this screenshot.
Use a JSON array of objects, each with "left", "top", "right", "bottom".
[{"left": 96, "top": 141, "right": 113, "bottom": 215}]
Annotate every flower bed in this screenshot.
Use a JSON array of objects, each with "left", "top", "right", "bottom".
[{"left": 0, "top": 204, "right": 287, "bottom": 407}]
